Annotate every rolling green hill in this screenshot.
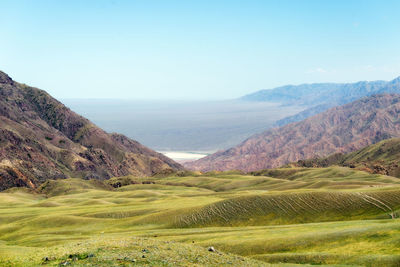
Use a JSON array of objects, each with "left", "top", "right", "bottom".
[
  {"left": 1, "top": 168, "right": 400, "bottom": 266},
  {"left": 294, "top": 138, "right": 400, "bottom": 178}
]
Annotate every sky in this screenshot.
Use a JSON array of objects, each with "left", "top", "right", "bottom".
[{"left": 1, "top": 0, "right": 400, "bottom": 100}]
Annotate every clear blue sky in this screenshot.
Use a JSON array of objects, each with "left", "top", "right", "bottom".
[{"left": 1, "top": 0, "right": 400, "bottom": 100}]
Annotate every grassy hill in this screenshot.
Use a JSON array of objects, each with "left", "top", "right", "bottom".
[
  {"left": 1, "top": 168, "right": 400, "bottom": 266},
  {"left": 294, "top": 138, "right": 400, "bottom": 178}
]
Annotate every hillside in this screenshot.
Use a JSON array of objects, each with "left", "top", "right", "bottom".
[
  {"left": 185, "top": 94, "right": 400, "bottom": 172},
  {"left": 293, "top": 138, "right": 400, "bottom": 178},
  {"left": 2, "top": 170, "right": 400, "bottom": 266},
  {"left": 0, "top": 71, "right": 182, "bottom": 191},
  {"left": 242, "top": 76, "right": 400, "bottom": 126}
]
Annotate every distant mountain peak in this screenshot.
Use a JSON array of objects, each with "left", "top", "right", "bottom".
[
  {"left": 0, "top": 70, "right": 14, "bottom": 85},
  {"left": 390, "top": 76, "right": 400, "bottom": 83}
]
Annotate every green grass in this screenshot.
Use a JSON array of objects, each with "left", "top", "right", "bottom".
[
  {"left": 294, "top": 138, "right": 400, "bottom": 178},
  {"left": 0, "top": 236, "right": 274, "bottom": 267},
  {"left": 1, "top": 167, "right": 400, "bottom": 266},
  {"left": 172, "top": 190, "right": 400, "bottom": 227},
  {"left": 142, "top": 166, "right": 400, "bottom": 192}
]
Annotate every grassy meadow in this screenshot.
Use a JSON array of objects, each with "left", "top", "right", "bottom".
[{"left": 1, "top": 167, "right": 400, "bottom": 266}]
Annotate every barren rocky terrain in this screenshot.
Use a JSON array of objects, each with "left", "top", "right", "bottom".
[{"left": 0, "top": 71, "right": 182, "bottom": 190}]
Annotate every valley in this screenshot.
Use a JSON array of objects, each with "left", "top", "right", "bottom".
[
  {"left": 3, "top": 1, "right": 400, "bottom": 266},
  {"left": 3, "top": 70, "right": 400, "bottom": 267},
  {"left": 2, "top": 71, "right": 400, "bottom": 266},
  {"left": 158, "top": 151, "right": 209, "bottom": 163},
  {"left": 62, "top": 99, "right": 304, "bottom": 152}
]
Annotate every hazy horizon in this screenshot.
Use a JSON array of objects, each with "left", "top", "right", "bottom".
[{"left": 63, "top": 98, "right": 304, "bottom": 152}]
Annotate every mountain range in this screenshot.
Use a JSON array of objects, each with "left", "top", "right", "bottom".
[
  {"left": 242, "top": 76, "right": 400, "bottom": 126},
  {"left": 0, "top": 71, "right": 182, "bottom": 191},
  {"left": 241, "top": 76, "right": 400, "bottom": 105},
  {"left": 185, "top": 94, "right": 400, "bottom": 172}
]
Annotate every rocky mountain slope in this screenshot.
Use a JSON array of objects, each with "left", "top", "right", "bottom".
[
  {"left": 185, "top": 94, "right": 400, "bottom": 172},
  {"left": 292, "top": 138, "right": 400, "bottom": 178},
  {"left": 0, "top": 71, "right": 182, "bottom": 191}
]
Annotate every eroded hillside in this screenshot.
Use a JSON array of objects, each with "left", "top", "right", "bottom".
[{"left": 0, "top": 71, "right": 182, "bottom": 190}]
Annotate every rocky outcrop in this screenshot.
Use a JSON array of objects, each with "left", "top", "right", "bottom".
[{"left": 0, "top": 71, "right": 14, "bottom": 85}]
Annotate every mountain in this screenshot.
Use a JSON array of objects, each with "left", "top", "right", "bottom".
[
  {"left": 292, "top": 138, "right": 400, "bottom": 178},
  {"left": 184, "top": 94, "right": 400, "bottom": 172},
  {"left": 0, "top": 71, "right": 182, "bottom": 191},
  {"left": 242, "top": 76, "right": 400, "bottom": 126},
  {"left": 241, "top": 77, "right": 400, "bottom": 105}
]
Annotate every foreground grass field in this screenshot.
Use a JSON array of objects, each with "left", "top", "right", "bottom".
[{"left": 1, "top": 167, "right": 400, "bottom": 266}]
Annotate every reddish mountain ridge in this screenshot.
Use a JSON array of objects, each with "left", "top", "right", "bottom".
[
  {"left": 0, "top": 71, "right": 182, "bottom": 190},
  {"left": 185, "top": 94, "right": 400, "bottom": 172}
]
